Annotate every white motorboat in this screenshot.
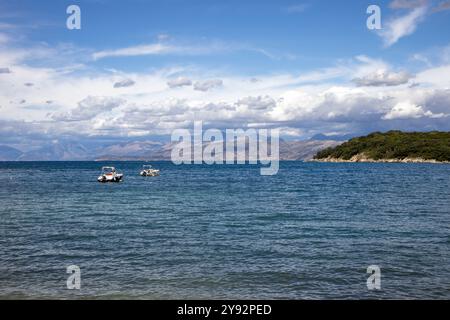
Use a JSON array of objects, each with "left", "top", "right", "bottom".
[
  {"left": 97, "top": 166, "right": 123, "bottom": 183},
  {"left": 140, "top": 164, "right": 160, "bottom": 177}
]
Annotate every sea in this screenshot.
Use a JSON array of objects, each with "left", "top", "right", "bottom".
[{"left": 0, "top": 161, "right": 449, "bottom": 299}]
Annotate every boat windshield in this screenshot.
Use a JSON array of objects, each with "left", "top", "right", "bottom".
[
  {"left": 102, "top": 167, "right": 116, "bottom": 173},
  {"left": 143, "top": 165, "right": 153, "bottom": 169}
]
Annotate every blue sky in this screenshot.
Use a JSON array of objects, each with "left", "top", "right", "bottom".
[
  {"left": 1, "top": 0, "right": 450, "bottom": 148},
  {"left": 5, "top": 0, "right": 450, "bottom": 73}
]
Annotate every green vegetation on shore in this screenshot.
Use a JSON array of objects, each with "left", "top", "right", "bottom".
[{"left": 314, "top": 131, "right": 450, "bottom": 162}]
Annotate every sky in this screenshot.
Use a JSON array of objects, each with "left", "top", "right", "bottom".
[{"left": 1, "top": 0, "right": 450, "bottom": 149}]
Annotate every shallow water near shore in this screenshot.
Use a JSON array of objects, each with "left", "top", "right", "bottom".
[{"left": 0, "top": 161, "right": 449, "bottom": 299}]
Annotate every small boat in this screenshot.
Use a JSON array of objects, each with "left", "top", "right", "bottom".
[
  {"left": 140, "top": 164, "right": 160, "bottom": 177},
  {"left": 97, "top": 166, "right": 123, "bottom": 183}
]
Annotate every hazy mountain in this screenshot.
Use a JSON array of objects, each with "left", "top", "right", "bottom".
[
  {"left": 17, "top": 142, "right": 91, "bottom": 161},
  {"left": 96, "top": 141, "right": 164, "bottom": 159},
  {"left": 0, "top": 145, "right": 23, "bottom": 161},
  {"left": 280, "top": 140, "right": 343, "bottom": 160},
  {"left": 95, "top": 141, "right": 184, "bottom": 161},
  {"left": 0, "top": 139, "right": 344, "bottom": 161},
  {"left": 95, "top": 139, "right": 343, "bottom": 161}
]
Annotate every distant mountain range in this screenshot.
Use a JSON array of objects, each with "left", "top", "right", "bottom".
[
  {"left": 16, "top": 142, "right": 90, "bottom": 161},
  {"left": 0, "top": 139, "right": 344, "bottom": 161},
  {"left": 0, "top": 146, "right": 24, "bottom": 161}
]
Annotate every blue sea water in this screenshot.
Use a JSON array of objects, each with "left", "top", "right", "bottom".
[{"left": 0, "top": 161, "right": 449, "bottom": 299}]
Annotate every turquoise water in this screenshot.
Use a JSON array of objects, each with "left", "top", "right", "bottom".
[{"left": 0, "top": 161, "right": 449, "bottom": 299}]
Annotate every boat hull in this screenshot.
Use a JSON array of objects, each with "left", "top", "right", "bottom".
[
  {"left": 98, "top": 174, "right": 123, "bottom": 183},
  {"left": 140, "top": 170, "right": 160, "bottom": 177}
]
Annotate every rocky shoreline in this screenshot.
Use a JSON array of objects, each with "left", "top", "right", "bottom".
[{"left": 312, "top": 154, "right": 450, "bottom": 164}]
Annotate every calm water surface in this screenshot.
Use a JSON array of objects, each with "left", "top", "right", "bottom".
[{"left": 0, "top": 161, "right": 449, "bottom": 299}]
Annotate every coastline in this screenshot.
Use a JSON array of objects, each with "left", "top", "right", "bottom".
[{"left": 312, "top": 156, "right": 450, "bottom": 164}]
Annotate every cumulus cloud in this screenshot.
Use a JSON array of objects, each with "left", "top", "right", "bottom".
[
  {"left": 416, "top": 65, "right": 450, "bottom": 86},
  {"left": 383, "top": 101, "right": 446, "bottom": 120},
  {"left": 113, "top": 79, "right": 135, "bottom": 88},
  {"left": 201, "top": 102, "right": 236, "bottom": 112},
  {"left": 237, "top": 96, "right": 276, "bottom": 110},
  {"left": 420, "top": 89, "right": 450, "bottom": 115},
  {"left": 52, "top": 96, "right": 125, "bottom": 122},
  {"left": 409, "top": 82, "right": 420, "bottom": 88},
  {"left": 194, "top": 79, "right": 223, "bottom": 92},
  {"left": 380, "top": 6, "right": 428, "bottom": 47},
  {"left": 167, "top": 77, "right": 192, "bottom": 88},
  {"left": 3, "top": 82, "right": 450, "bottom": 142},
  {"left": 133, "top": 99, "right": 191, "bottom": 117},
  {"left": 1, "top": 34, "right": 450, "bottom": 143},
  {"left": 3, "top": 17, "right": 450, "bottom": 147},
  {"left": 352, "top": 70, "right": 413, "bottom": 87}
]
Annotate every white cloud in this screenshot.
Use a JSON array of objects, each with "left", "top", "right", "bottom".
[
  {"left": 416, "top": 64, "right": 450, "bottom": 86},
  {"left": 0, "top": 67, "right": 11, "bottom": 74},
  {"left": 194, "top": 79, "right": 223, "bottom": 92},
  {"left": 383, "top": 101, "right": 425, "bottom": 119},
  {"left": 167, "top": 77, "right": 192, "bottom": 88},
  {"left": 237, "top": 96, "right": 276, "bottom": 110},
  {"left": 52, "top": 96, "right": 125, "bottom": 122},
  {"left": 92, "top": 41, "right": 239, "bottom": 60},
  {"left": 383, "top": 101, "right": 446, "bottom": 119},
  {"left": 390, "top": 0, "right": 429, "bottom": 9},
  {"left": 3, "top": 13, "right": 450, "bottom": 149},
  {"left": 113, "top": 79, "right": 135, "bottom": 88},
  {"left": 353, "top": 70, "right": 413, "bottom": 86},
  {"left": 1, "top": 36, "right": 450, "bottom": 142},
  {"left": 91, "top": 39, "right": 284, "bottom": 62},
  {"left": 93, "top": 43, "right": 172, "bottom": 60},
  {"left": 380, "top": 6, "right": 428, "bottom": 47},
  {"left": 3, "top": 78, "right": 450, "bottom": 141}
]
